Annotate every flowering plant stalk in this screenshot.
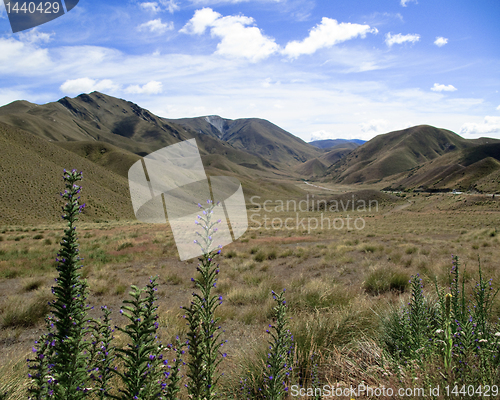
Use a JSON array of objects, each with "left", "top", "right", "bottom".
[
  {"left": 264, "top": 289, "right": 293, "bottom": 400},
  {"left": 184, "top": 200, "right": 226, "bottom": 400},
  {"left": 28, "top": 169, "right": 90, "bottom": 400},
  {"left": 443, "top": 293, "right": 453, "bottom": 378},
  {"left": 88, "top": 306, "right": 115, "bottom": 399},
  {"left": 112, "top": 278, "right": 167, "bottom": 399}
]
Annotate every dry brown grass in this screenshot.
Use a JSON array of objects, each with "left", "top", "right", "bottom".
[{"left": 0, "top": 192, "right": 499, "bottom": 396}]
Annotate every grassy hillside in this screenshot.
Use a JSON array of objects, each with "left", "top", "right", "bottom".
[
  {"left": 319, "top": 147, "right": 355, "bottom": 165},
  {"left": 169, "top": 116, "right": 322, "bottom": 167},
  {"left": 387, "top": 142, "right": 500, "bottom": 193},
  {"left": 0, "top": 122, "right": 136, "bottom": 225},
  {"left": 326, "top": 125, "right": 479, "bottom": 184},
  {"left": 294, "top": 158, "right": 328, "bottom": 177}
]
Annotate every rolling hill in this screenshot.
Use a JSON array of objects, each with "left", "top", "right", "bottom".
[
  {"left": 0, "top": 92, "right": 318, "bottom": 224},
  {"left": 1, "top": 91, "right": 499, "bottom": 225},
  {"left": 386, "top": 142, "right": 500, "bottom": 193},
  {"left": 324, "top": 125, "right": 496, "bottom": 184},
  {"left": 166, "top": 115, "right": 322, "bottom": 167}
]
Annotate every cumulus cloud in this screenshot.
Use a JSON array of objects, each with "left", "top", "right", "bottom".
[
  {"left": 138, "top": 18, "right": 174, "bottom": 33},
  {"left": 360, "top": 119, "right": 388, "bottom": 133},
  {"left": 282, "top": 18, "right": 378, "bottom": 59},
  {"left": 125, "top": 81, "right": 163, "bottom": 94},
  {"left": 60, "top": 78, "right": 120, "bottom": 95},
  {"left": 401, "top": 0, "right": 417, "bottom": 6},
  {"left": 434, "top": 36, "right": 448, "bottom": 47},
  {"left": 431, "top": 83, "right": 457, "bottom": 92},
  {"left": 460, "top": 116, "right": 500, "bottom": 136},
  {"left": 180, "top": 7, "right": 221, "bottom": 34},
  {"left": 181, "top": 8, "right": 279, "bottom": 62},
  {"left": 385, "top": 33, "right": 420, "bottom": 47}
]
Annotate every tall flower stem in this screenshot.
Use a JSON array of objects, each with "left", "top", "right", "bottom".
[
  {"left": 184, "top": 200, "right": 225, "bottom": 400},
  {"left": 28, "top": 169, "right": 89, "bottom": 400}
]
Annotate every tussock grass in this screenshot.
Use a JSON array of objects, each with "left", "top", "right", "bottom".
[
  {"left": 21, "top": 277, "right": 45, "bottom": 292},
  {"left": 363, "top": 266, "right": 409, "bottom": 295},
  {"left": 1, "top": 291, "right": 52, "bottom": 328}
]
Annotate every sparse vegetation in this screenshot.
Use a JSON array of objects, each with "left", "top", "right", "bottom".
[{"left": 1, "top": 169, "right": 500, "bottom": 398}]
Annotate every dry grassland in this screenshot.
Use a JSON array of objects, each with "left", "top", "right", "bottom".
[{"left": 0, "top": 192, "right": 499, "bottom": 398}]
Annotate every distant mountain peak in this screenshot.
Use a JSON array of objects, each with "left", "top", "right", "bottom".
[{"left": 203, "top": 115, "right": 228, "bottom": 137}]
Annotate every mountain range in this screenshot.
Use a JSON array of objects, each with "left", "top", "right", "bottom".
[{"left": 0, "top": 91, "right": 498, "bottom": 224}]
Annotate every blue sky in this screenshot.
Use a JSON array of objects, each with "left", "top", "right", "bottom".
[{"left": 0, "top": 0, "right": 499, "bottom": 141}]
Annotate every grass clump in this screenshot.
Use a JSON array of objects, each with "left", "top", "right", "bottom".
[
  {"left": 116, "top": 241, "right": 134, "bottom": 251},
  {"left": 22, "top": 277, "right": 45, "bottom": 292},
  {"left": 363, "top": 267, "right": 409, "bottom": 295},
  {"left": 254, "top": 251, "right": 265, "bottom": 262},
  {"left": 1, "top": 292, "right": 52, "bottom": 328}
]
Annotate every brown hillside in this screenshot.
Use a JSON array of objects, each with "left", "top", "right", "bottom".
[{"left": 326, "top": 125, "right": 477, "bottom": 184}]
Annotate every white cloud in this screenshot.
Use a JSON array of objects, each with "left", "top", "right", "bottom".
[
  {"left": 159, "top": 0, "right": 180, "bottom": 13},
  {"left": 401, "top": 0, "right": 417, "bottom": 6},
  {"left": 434, "top": 37, "right": 448, "bottom": 47},
  {"left": 385, "top": 33, "right": 420, "bottom": 47},
  {"left": 181, "top": 8, "right": 279, "bottom": 62},
  {"left": 431, "top": 83, "right": 457, "bottom": 92},
  {"left": 180, "top": 7, "right": 221, "bottom": 34},
  {"left": 0, "top": 37, "right": 52, "bottom": 74},
  {"left": 125, "top": 81, "right": 163, "bottom": 94},
  {"left": 496, "top": 105, "right": 500, "bottom": 111},
  {"left": 140, "top": 2, "right": 162, "bottom": 13},
  {"left": 60, "top": 78, "right": 120, "bottom": 95},
  {"left": 19, "top": 29, "right": 55, "bottom": 44},
  {"left": 460, "top": 116, "right": 500, "bottom": 136},
  {"left": 282, "top": 18, "right": 378, "bottom": 59},
  {"left": 138, "top": 19, "right": 174, "bottom": 33},
  {"left": 310, "top": 130, "right": 337, "bottom": 141},
  {"left": 360, "top": 119, "right": 389, "bottom": 133},
  {"left": 140, "top": 0, "right": 179, "bottom": 13}
]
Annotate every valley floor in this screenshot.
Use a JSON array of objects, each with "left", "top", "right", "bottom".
[{"left": 1, "top": 187, "right": 499, "bottom": 398}]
